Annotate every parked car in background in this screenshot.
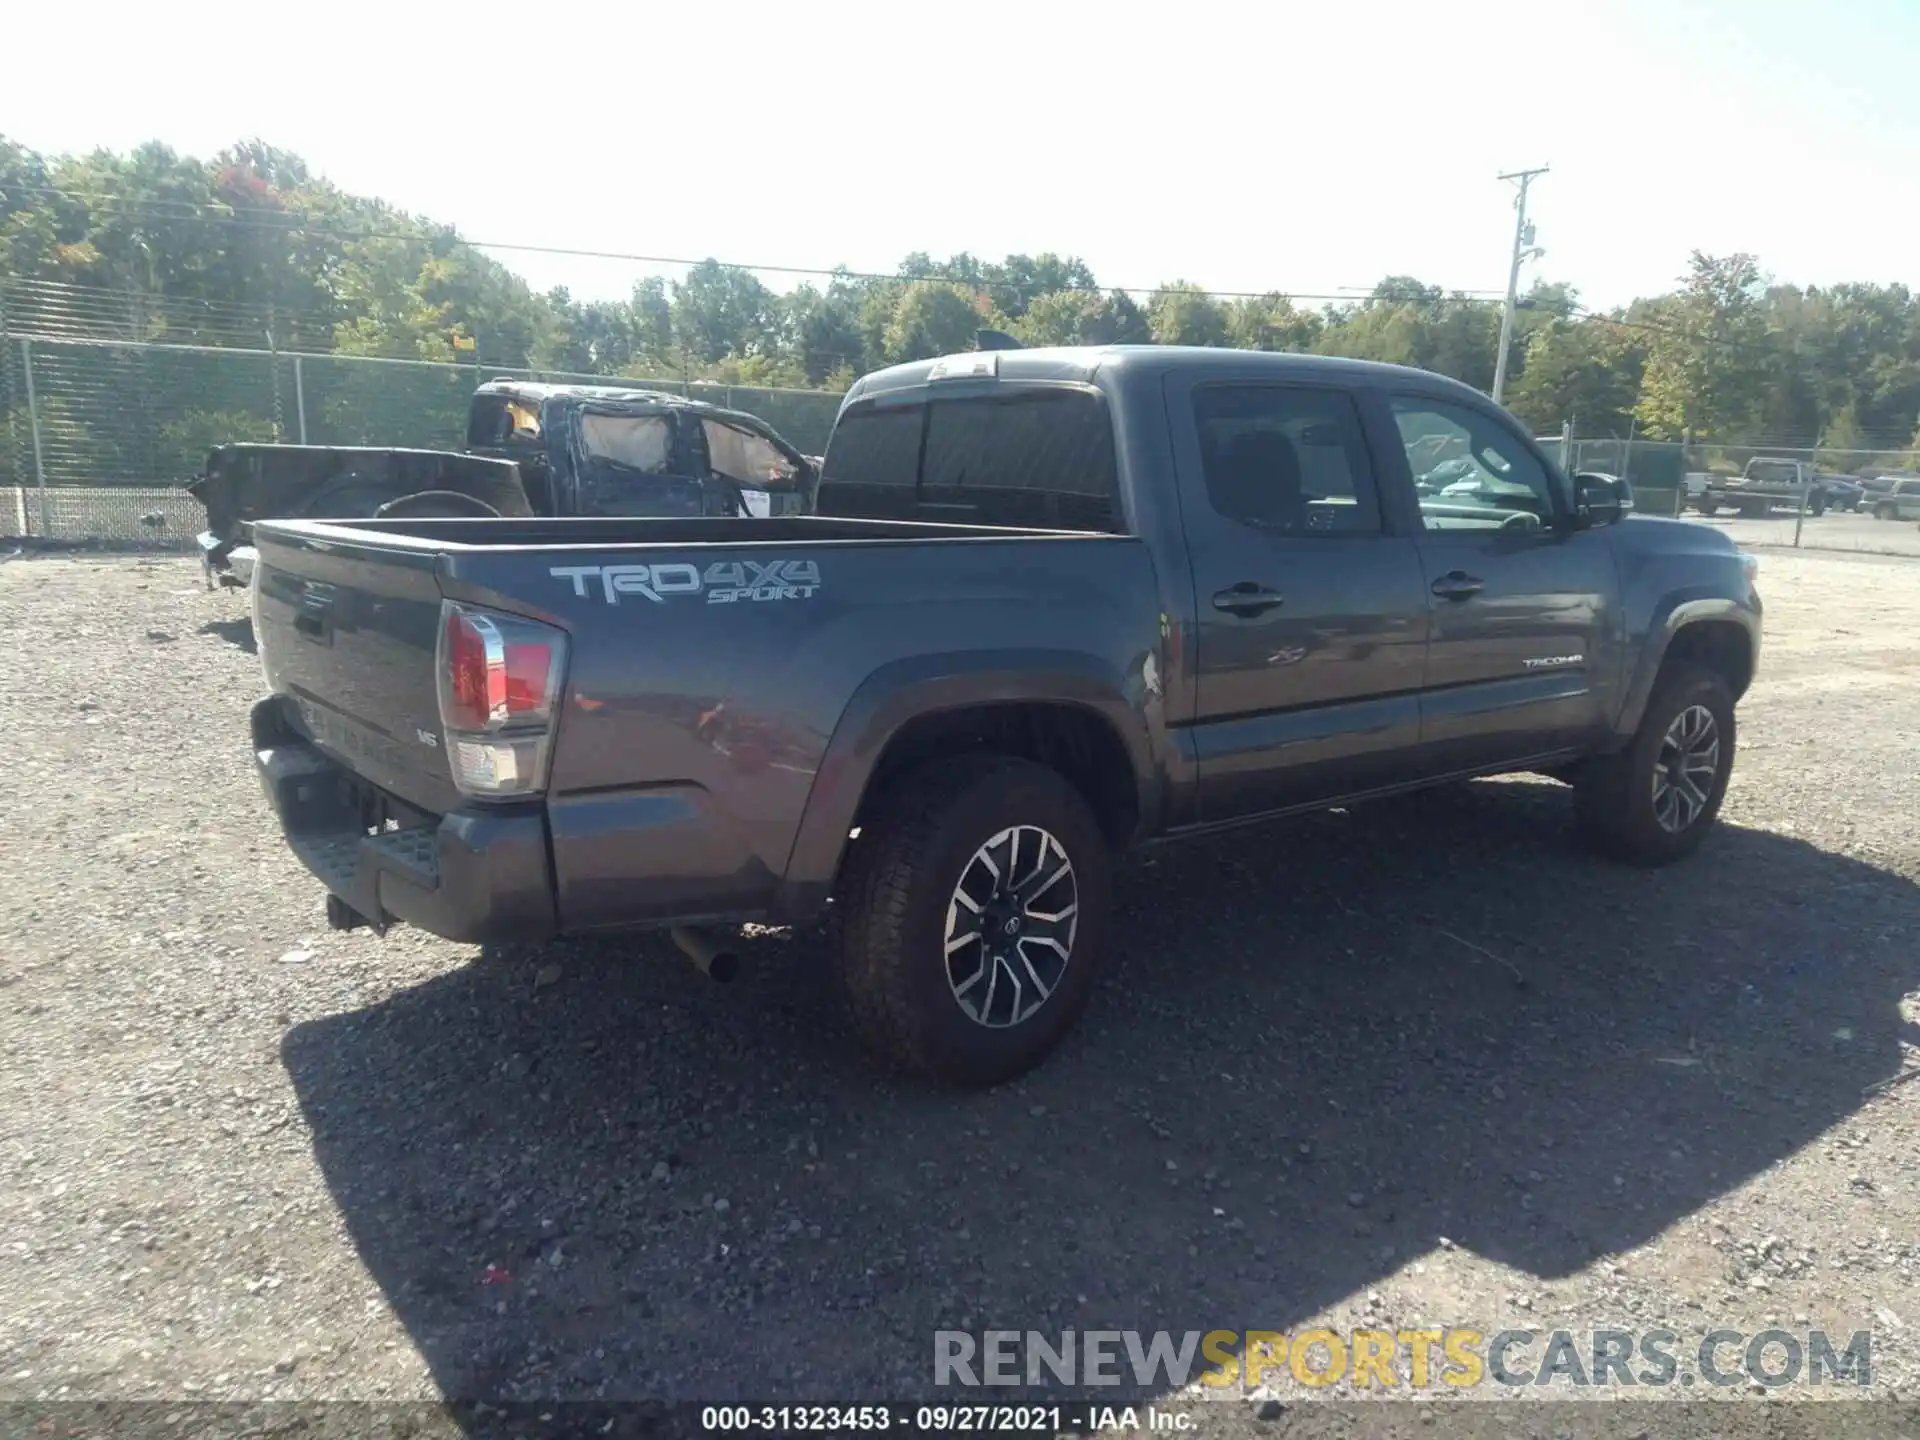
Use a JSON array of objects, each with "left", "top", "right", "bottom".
[
  {"left": 1820, "top": 476, "right": 1865, "bottom": 511},
  {"left": 190, "top": 381, "right": 819, "bottom": 589},
  {"left": 1692, "top": 457, "right": 1840, "bottom": 517},
  {"left": 1870, "top": 475, "right": 1920, "bottom": 521}
]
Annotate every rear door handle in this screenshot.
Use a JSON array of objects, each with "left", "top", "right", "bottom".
[
  {"left": 1430, "top": 571, "right": 1484, "bottom": 601},
  {"left": 1212, "top": 583, "right": 1285, "bottom": 617}
]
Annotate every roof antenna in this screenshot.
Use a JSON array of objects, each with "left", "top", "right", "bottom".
[{"left": 974, "top": 328, "right": 1022, "bottom": 351}]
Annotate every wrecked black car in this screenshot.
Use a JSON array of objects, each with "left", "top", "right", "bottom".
[{"left": 190, "top": 381, "right": 821, "bottom": 588}]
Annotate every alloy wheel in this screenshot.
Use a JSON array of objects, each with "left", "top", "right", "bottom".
[
  {"left": 942, "top": 825, "right": 1079, "bottom": 1028},
  {"left": 1651, "top": 704, "right": 1720, "bottom": 834}
]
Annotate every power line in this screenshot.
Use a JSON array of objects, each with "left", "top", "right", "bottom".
[{"left": 7, "top": 182, "right": 1514, "bottom": 306}]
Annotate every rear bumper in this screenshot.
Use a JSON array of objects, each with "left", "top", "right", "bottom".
[
  {"left": 197, "top": 530, "right": 256, "bottom": 590},
  {"left": 250, "top": 696, "right": 557, "bottom": 945}
]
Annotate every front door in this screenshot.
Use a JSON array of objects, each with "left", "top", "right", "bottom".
[
  {"left": 1378, "top": 392, "right": 1619, "bottom": 771},
  {"left": 1169, "top": 377, "right": 1432, "bottom": 822}
]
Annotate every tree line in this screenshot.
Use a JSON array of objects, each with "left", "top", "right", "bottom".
[{"left": 4, "top": 135, "right": 1918, "bottom": 452}]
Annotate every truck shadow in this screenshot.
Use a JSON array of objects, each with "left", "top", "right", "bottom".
[{"left": 280, "top": 779, "right": 1920, "bottom": 1405}]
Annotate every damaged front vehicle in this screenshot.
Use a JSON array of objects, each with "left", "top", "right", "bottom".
[{"left": 190, "top": 381, "right": 821, "bottom": 589}]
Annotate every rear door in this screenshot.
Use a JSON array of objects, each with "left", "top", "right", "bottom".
[
  {"left": 1373, "top": 391, "right": 1618, "bottom": 770},
  {"left": 1167, "top": 376, "right": 1431, "bottom": 821}
]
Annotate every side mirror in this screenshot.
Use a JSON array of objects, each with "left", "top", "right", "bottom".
[{"left": 1573, "top": 472, "right": 1628, "bottom": 528}]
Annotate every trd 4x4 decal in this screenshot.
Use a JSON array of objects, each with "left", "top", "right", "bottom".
[{"left": 551, "top": 559, "right": 822, "bottom": 606}]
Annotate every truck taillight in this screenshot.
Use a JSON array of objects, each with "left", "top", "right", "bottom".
[{"left": 436, "top": 601, "right": 568, "bottom": 799}]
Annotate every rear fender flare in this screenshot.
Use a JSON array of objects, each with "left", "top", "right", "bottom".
[
  {"left": 1612, "top": 594, "right": 1760, "bottom": 740},
  {"left": 770, "top": 650, "right": 1158, "bottom": 925}
]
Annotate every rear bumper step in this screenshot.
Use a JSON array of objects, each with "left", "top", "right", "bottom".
[{"left": 251, "top": 697, "right": 557, "bottom": 945}]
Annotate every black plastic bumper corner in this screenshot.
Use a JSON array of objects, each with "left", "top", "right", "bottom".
[{"left": 250, "top": 696, "right": 557, "bottom": 945}]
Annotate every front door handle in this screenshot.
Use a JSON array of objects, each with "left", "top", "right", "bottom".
[
  {"left": 1430, "top": 571, "right": 1484, "bottom": 601},
  {"left": 1212, "top": 582, "right": 1286, "bottom": 617}
]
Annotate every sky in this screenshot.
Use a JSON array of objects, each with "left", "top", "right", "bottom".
[{"left": 7, "top": 0, "right": 1918, "bottom": 313}]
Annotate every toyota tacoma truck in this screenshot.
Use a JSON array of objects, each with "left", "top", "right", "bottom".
[{"left": 244, "top": 345, "right": 1762, "bottom": 1086}]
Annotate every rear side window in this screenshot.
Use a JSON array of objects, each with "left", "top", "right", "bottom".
[
  {"left": 819, "top": 390, "right": 1120, "bottom": 531},
  {"left": 1192, "top": 385, "right": 1382, "bottom": 535}
]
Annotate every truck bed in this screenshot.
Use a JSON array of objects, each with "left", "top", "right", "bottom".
[
  {"left": 247, "top": 510, "right": 1155, "bottom": 937},
  {"left": 266, "top": 513, "right": 1119, "bottom": 550}
]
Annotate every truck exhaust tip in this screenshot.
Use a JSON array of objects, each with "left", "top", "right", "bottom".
[{"left": 670, "top": 926, "right": 739, "bottom": 984}]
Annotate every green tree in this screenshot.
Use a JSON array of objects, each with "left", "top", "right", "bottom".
[
  {"left": 1148, "top": 281, "right": 1228, "bottom": 347},
  {"left": 782, "top": 276, "right": 867, "bottom": 383},
  {"left": 13, "top": 132, "right": 1920, "bottom": 445},
  {"left": 1225, "top": 293, "right": 1321, "bottom": 352},
  {"left": 671, "top": 259, "right": 780, "bottom": 364},
  {"left": 882, "top": 282, "right": 1000, "bottom": 363},
  {"left": 1012, "top": 288, "right": 1150, "bottom": 347},
  {"left": 983, "top": 253, "right": 1098, "bottom": 318},
  {"left": 1634, "top": 252, "right": 1773, "bottom": 440},
  {"left": 1506, "top": 319, "right": 1645, "bottom": 435}
]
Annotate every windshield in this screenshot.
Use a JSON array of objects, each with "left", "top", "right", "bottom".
[{"left": 703, "top": 420, "right": 798, "bottom": 488}]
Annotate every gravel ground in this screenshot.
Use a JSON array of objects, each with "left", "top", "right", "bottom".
[
  {"left": 2, "top": 551, "right": 1918, "bottom": 1433},
  {"left": 1690, "top": 507, "right": 1920, "bottom": 558}
]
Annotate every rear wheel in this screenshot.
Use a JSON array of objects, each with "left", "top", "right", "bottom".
[
  {"left": 833, "top": 756, "right": 1112, "bottom": 1087},
  {"left": 1808, "top": 491, "right": 1828, "bottom": 517},
  {"left": 1875, "top": 503, "right": 1897, "bottom": 520},
  {"left": 373, "top": 490, "right": 501, "bottom": 520},
  {"left": 1574, "top": 664, "right": 1735, "bottom": 865},
  {"left": 1695, "top": 494, "right": 1719, "bottom": 516}
]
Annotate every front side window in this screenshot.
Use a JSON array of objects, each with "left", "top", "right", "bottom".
[
  {"left": 1391, "top": 397, "right": 1559, "bottom": 532},
  {"left": 1192, "top": 385, "right": 1381, "bottom": 535}
]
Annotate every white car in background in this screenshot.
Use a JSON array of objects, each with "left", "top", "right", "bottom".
[{"left": 1870, "top": 474, "right": 1920, "bottom": 521}]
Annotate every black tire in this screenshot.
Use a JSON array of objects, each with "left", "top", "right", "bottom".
[
  {"left": 373, "top": 490, "right": 502, "bottom": 519},
  {"left": 1695, "top": 495, "right": 1719, "bottom": 516},
  {"left": 1809, "top": 492, "right": 1828, "bottom": 517},
  {"left": 1574, "top": 664, "right": 1735, "bottom": 866},
  {"left": 1875, "top": 503, "right": 1896, "bottom": 521},
  {"left": 832, "top": 755, "right": 1112, "bottom": 1087}
]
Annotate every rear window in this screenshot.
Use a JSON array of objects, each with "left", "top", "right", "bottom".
[
  {"left": 819, "top": 389, "right": 1120, "bottom": 531},
  {"left": 819, "top": 405, "right": 923, "bottom": 497}
]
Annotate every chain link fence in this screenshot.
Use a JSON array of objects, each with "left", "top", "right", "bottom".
[
  {"left": 8, "top": 277, "right": 1917, "bottom": 559},
  {"left": 2, "top": 311, "right": 846, "bottom": 550},
  {"left": 1543, "top": 432, "right": 1920, "bottom": 557}
]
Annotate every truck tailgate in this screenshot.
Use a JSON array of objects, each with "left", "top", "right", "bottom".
[{"left": 252, "top": 528, "right": 462, "bottom": 817}]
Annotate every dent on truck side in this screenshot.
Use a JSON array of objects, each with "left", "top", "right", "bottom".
[
  {"left": 770, "top": 649, "right": 1165, "bottom": 926},
  {"left": 1609, "top": 523, "right": 1762, "bottom": 738}
]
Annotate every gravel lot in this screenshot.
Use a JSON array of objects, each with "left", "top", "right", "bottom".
[
  {"left": 2, "top": 550, "right": 1919, "bottom": 1431},
  {"left": 1691, "top": 507, "right": 1920, "bottom": 558}
]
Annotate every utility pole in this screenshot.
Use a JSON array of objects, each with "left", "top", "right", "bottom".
[{"left": 1491, "top": 165, "right": 1548, "bottom": 406}]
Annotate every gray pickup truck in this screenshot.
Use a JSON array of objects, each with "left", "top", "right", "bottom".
[{"left": 245, "top": 345, "right": 1762, "bottom": 1085}]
